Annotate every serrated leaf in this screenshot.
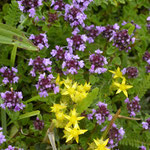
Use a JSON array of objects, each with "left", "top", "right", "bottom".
[{"left": 76, "top": 88, "right": 99, "bottom": 114}]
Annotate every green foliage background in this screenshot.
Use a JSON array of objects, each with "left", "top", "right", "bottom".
[{"left": 0, "top": 0, "right": 150, "bottom": 149}]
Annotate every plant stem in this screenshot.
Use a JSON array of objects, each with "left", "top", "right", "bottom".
[{"left": 102, "top": 108, "right": 121, "bottom": 140}]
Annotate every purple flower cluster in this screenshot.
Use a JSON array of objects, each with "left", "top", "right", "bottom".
[
  {"left": 51, "top": 45, "right": 66, "bottom": 60},
  {"left": 29, "top": 33, "right": 49, "bottom": 50},
  {"left": 0, "top": 127, "right": 6, "bottom": 145},
  {"left": 51, "top": 0, "right": 65, "bottom": 11},
  {"left": 102, "top": 23, "right": 119, "bottom": 41},
  {"left": 5, "top": 145, "right": 23, "bottom": 150},
  {"left": 139, "top": 146, "right": 146, "bottom": 150},
  {"left": 67, "top": 28, "right": 87, "bottom": 53},
  {"left": 0, "top": 67, "right": 19, "bottom": 85},
  {"left": 35, "top": 73, "right": 59, "bottom": 97},
  {"left": 62, "top": 52, "right": 84, "bottom": 74},
  {"left": 87, "top": 102, "right": 112, "bottom": 125},
  {"left": 72, "top": 0, "right": 93, "bottom": 11},
  {"left": 28, "top": 56, "right": 52, "bottom": 77},
  {"left": 142, "top": 118, "right": 150, "bottom": 130},
  {"left": 112, "top": 29, "right": 135, "bottom": 52},
  {"left": 122, "top": 67, "right": 138, "bottom": 78},
  {"left": 84, "top": 25, "right": 105, "bottom": 43},
  {"left": 124, "top": 96, "right": 141, "bottom": 117},
  {"left": 107, "top": 124, "right": 125, "bottom": 149},
  {"left": 48, "top": 12, "right": 58, "bottom": 23},
  {"left": 34, "top": 117, "right": 44, "bottom": 130},
  {"left": 147, "top": 16, "right": 150, "bottom": 31},
  {"left": 64, "top": 4, "right": 87, "bottom": 27},
  {"left": 0, "top": 91, "right": 25, "bottom": 112},
  {"left": 89, "top": 49, "right": 108, "bottom": 74},
  {"left": 17, "top": 0, "right": 43, "bottom": 18}
]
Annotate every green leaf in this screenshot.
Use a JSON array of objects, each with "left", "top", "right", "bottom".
[
  {"left": 89, "top": 75, "right": 96, "bottom": 84},
  {"left": 76, "top": 88, "right": 99, "bottom": 114},
  {"left": 0, "top": 23, "right": 38, "bottom": 51},
  {"left": 10, "top": 44, "right": 17, "bottom": 67},
  {"left": 18, "top": 110, "right": 40, "bottom": 120},
  {"left": 25, "top": 93, "right": 55, "bottom": 104},
  {"left": 112, "top": 57, "right": 121, "bottom": 65},
  {"left": 106, "top": 46, "right": 116, "bottom": 55}
]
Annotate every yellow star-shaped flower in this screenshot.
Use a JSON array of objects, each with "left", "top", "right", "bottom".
[
  {"left": 109, "top": 67, "right": 124, "bottom": 79},
  {"left": 94, "top": 138, "right": 110, "bottom": 150},
  {"left": 51, "top": 103, "right": 66, "bottom": 113},
  {"left": 64, "top": 126, "right": 87, "bottom": 143},
  {"left": 114, "top": 78, "right": 133, "bottom": 97},
  {"left": 65, "top": 108, "right": 84, "bottom": 127}
]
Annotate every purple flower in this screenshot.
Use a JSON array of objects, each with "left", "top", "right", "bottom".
[
  {"left": 67, "top": 28, "right": 87, "bottom": 53},
  {"left": 84, "top": 25, "right": 105, "bottom": 43},
  {"left": 62, "top": 52, "right": 84, "bottom": 75},
  {"left": 108, "top": 124, "right": 125, "bottom": 149},
  {"left": 122, "top": 67, "right": 138, "bottom": 78},
  {"left": 112, "top": 29, "right": 135, "bottom": 52},
  {"left": 0, "top": 128, "right": 6, "bottom": 145},
  {"left": 64, "top": 4, "right": 87, "bottom": 27},
  {"left": 35, "top": 73, "right": 59, "bottom": 97},
  {"left": 139, "top": 146, "right": 146, "bottom": 150},
  {"left": 51, "top": 0, "right": 65, "bottom": 11},
  {"left": 48, "top": 12, "right": 58, "bottom": 23},
  {"left": 102, "top": 24, "right": 119, "bottom": 40},
  {"left": 34, "top": 117, "right": 44, "bottom": 130},
  {"left": 89, "top": 49, "right": 107, "bottom": 74},
  {"left": 17, "top": 0, "right": 43, "bottom": 17},
  {"left": 29, "top": 56, "right": 52, "bottom": 77},
  {"left": 87, "top": 101, "right": 111, "bottom": 125},
  {"left": 72, "top": 0, "right": 93, "bottom": 11},
  {"left": 142, "top": 118, "right": 150, "bottom": 130},
  {"left": 143, "top": 51, "right": 150, "bottom": 63},
  {"left": 0, "top": 91, "right": 25, "bottom": 112},
  {"left": 5, "top": 145, "right": 23, "bottom": 150},
  {"left": 124, "top": 96, "right": 141, "bottom": 117},
  {"left": 29, "top": 33, "right": 49, "bottom": 50},
  {"left": 51, "top": 46, "right": 66, "bottom": 60},
  {"left": 0, "top": 67, "right": 19, "bottom": 85}
]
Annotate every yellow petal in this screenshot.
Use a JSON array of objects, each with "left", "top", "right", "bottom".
[
  {"left": 123, "top": 90, "right": 128, "bottom": 97},
  {"left": 116, "top": 89, "right": 121, "bottom": 94}
]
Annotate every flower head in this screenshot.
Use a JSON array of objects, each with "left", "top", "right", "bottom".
[
  {"left": 94, "top": 138, "right": 110, "bottom": 150},
  {"left": 64, "top": 126, "right": 87, "bottom": 143},
  {"left": 65, "top": 108, "right": 84, "bottom": 127},
  {"left": 109, "top": 67, "right": 123, "bottom": 79},
  {"left": 114, "top": 78, "right": 133, "bottom": 97}
]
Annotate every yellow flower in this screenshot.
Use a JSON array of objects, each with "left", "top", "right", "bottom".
[
  {"left": 51, "top": 103, "right": 66, "bottom": 113},
  {"left": 56, "top": 112, "right": 65, "bottom": 121},
  {"left": 61, "top": 82, "right": 77, "bottom": 97},
  {"left": 83, "top": 82, "right": 91, "bottom": 91},
  {"left": 56, "top": 74, "right": 64, "bottom": 86},
  {"left": 109, "top": 67, "right": 124, "bottom": 79},
  {"left": 65, "top": 108, "right": 84, "bottom": 127},
  {"left": 94, "top": 138, "right": 110, "bottom": 150},
  {"left": 64, "top": 126, "right": 87, "bottom": 143},
  {"left": 114, "top": 78, "right": 133, "bottom": 97},
  {"left": 63, "top": 77, "right": 73, "bottom": 87}
]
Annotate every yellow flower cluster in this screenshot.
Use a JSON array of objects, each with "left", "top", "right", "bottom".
[
  {"left": 56, "top": 75, "right": 91, "bottom": 103},
  {"left": 88, "top": 138, "right": 110, "bottom": 150},
  {"left": 51, "top": 103, "right": 87, "bottom": 143},
  {"left": 50, "top": 75, "right": 90, "bottom": 143},
  {"left": 109, "top": 67, "right": 133, "bottom": 97}
]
